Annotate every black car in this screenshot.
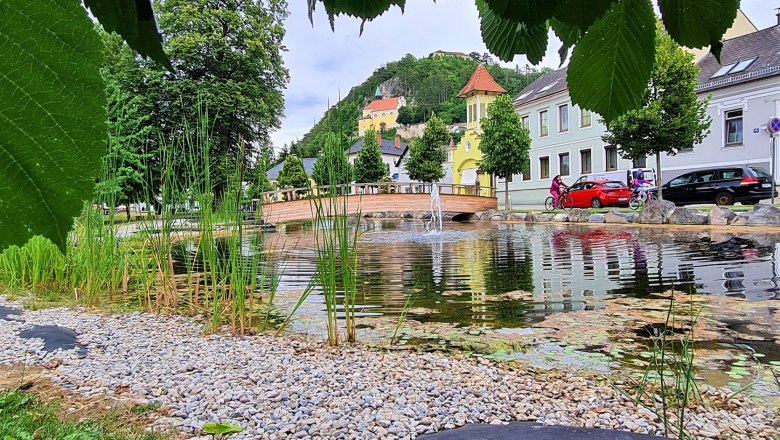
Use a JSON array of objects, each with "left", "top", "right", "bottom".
[{"left": 651, "top": 167, "right": 777, "bottom": 206}]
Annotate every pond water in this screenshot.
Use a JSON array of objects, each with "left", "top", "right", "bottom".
[{"left": 174, "top": 220, "right": 780, "bottom": 399}]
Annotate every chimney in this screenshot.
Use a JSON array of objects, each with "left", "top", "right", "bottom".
[
  {"left": 394, "top": 135, "right": 401, "bottom": 149},
  {"left": 376, "top": 131, "right": 382, "bottom": 146},
  {"left": 776, "top": 7, "right": 780, "bottom": 25}
]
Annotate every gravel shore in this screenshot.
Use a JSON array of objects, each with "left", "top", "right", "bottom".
[{"left": 0, "top": 296, "right": 776, "bottom": 439}]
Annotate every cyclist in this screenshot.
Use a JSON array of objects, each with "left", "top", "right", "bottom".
[
  {"left": 550, "top": 175, "right": 569, "bottom": 208},
  {"left": 631, "top": 172, "right": 654, "bottom": 201}
]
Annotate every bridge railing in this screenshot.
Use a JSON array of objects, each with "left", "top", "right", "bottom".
[{"left": 255, "top": 182, "right": 497, "bottom": 205}]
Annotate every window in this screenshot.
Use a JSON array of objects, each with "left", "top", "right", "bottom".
[
  {"left": 559, "top": 152, "right": 570, "bottom": 176},
  {"left": 537, "top": 80, "right": 558, "bottom": 93},
  {"left": 725, "top": 109, "right": 743, "bottom": 145},
  {"left": 580, "top": 108, "right": 592, "bottom": 127},
  {"left": 693, "top": 171, "right": 716, "bottom": 183},
  {"left": 730, "top": 58, "right": 756, "bottom": 74},
  {"left": 717, "top": 169, "right": 743, "bottom": 180},
  {"left": 521, "top": 115, "right": 529, "bottom": 129},
  {"left": 580, "top": 149, "right": 592, "bottom": 174},
  {"left": 479, "top": 103, "right": 486, "bottom": 120},
  {"left": 632, "top": 157, "right": 647, "bottom": 168},
  {"left": 669, "top": 174, "right": 694, "bottom": 187},
  {"left": 539, "top": 110, "right": 549, "bottom": 137},
  {"left": 558, "top": 104, "right": 569, "bottom": 132},
  {"left": 521, "top": 160, "right": 531, "bottom": 180},
  {"left": 390, "top": 111, "right": 394, "bottom": 115},
  {"left": 569, "top": 183, "right": 584, "bottom": 192},
  {"left": 465, "top": 141, "right": 471, "bottom": 152},
  {"left": 711, "top": 63, "right": 736, "bottom": 79},
  {"left": 540, "top": 157, "right": 550, "bottom": 179},
  {"left": 605, "top": 146, "right": 618, "bottom": 171}
]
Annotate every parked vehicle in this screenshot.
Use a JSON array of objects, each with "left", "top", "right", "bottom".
[
  {"left": 576, "top": 168, "right": 656, "bottom": 187},
  {"left": 648, "top": 166, "right": 777, "bottom": 206},
  {"left": 567, "top": 180, "right": 632, "bottom": 208}
]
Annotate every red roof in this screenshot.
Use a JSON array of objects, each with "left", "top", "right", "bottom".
[
  {"left": 364, "top": 97, "right": 401, "bottom": 111},
  {"left": 457, "top": 65, "right": 506, "bottom": 97}
]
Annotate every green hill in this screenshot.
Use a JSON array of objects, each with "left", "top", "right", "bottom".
[{"left": 285, "top": 53, "right": 551, "bottom": 160}]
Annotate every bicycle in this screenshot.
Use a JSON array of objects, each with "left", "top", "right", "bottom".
[
  {"left": 544, "top": 188, "right": 574, "bottom": 211},
  {"left": 628, "top": 187, "right": 657, "bottom": 210}
]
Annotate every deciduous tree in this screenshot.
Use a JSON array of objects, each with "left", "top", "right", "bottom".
[
  {"left": 479, "top": 94, "right": 531, "bottom": 209},
  {"left": 277, "top": 156, "right": 309, "bottom": 196},
  {"left": 602, "top": 28, "right": 711, "bottom": 200},
  {"left": 405, "top": 115, "right": 448, "bottom": 184}
]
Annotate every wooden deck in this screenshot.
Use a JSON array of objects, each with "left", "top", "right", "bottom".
[{"left": 257, "top": 182, "right": 497, "bottom": 224}]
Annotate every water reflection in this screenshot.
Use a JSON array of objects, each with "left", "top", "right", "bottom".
[{"left": 174, "top": 220, "right": 780, "bottom": 329}]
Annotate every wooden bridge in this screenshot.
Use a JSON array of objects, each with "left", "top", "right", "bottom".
[{"left": 256, "top": 182, "right": 497, "bottom": 224}]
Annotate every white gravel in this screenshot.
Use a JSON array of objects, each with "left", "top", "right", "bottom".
[{"left": 0, "top": 296, "right": 776, "bottom": 439}]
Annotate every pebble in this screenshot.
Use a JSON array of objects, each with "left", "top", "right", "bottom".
[{"left": 0, "top": 295, "right": 775, "bottom": 440}]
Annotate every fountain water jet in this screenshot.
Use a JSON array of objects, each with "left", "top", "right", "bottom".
[{"left": 426, "top": 183, "right": 444, "bottom": 233}]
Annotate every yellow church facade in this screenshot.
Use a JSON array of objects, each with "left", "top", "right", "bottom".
[{"left": 452, "top": 65, "right": 506, "bottom": 195}]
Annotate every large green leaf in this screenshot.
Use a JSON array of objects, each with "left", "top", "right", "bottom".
[
  {"left": 550, "top": 18, "right": 580, "bottom": 66},
  {"left": 83, "top": 0, "right": 170, "bottom": 69},
  {"left": 659, "top": 0, "right": 739, "bottom": 51},
  {"left": 554, "top": 0, "right": 616, "bottom": 30},
  {"left": 482, "top": 0, "right": 560, "bottom": 24},
  {"left": 478, "top": 0, "right": 549, "bottom": 64},
  {"left": 568, "top": 0, "right": 656, "bottom": 122},
  {"left": 0, "top": 0, "right": 106, "bottom": 250},
  {"left": 308, "top": 0, "right": 405, "bottom": 31}
]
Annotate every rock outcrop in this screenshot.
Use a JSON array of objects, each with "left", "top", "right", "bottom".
[
  {"left": 636, "top": 200, "right": 676, "bottom": 224},
  {"left": 709, "top": 206, "right": 736, "bottom": 226},
  {"left": 668, "top": 207, "right": 708, "bottom": 225}
]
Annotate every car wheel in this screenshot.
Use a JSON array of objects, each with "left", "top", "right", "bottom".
[
  {"left": 715, "top": 192, "right": 734, "bottom": 206},
  {"left": 591, "top": 198, "right": 603, "bottom": 208}
]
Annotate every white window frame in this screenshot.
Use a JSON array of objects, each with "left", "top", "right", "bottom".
[
  {"left": 559, "top": 151, "right": 571, "bottom": 177},
  {"left": 558, "top": 103, "right": 569, "bottom": 133},
  {"left": 604, "top": 145, "right": 618, "bottom": 171},
  {"left": 539, "top": 156, "right": 550, "bottom": 180},
  {"left": 539, "top": 110, "right": 549, "bottom": 137},
  {"left": 580, "top": 107, "right": 592, "bottom": 128},
  {"left": 520, "top": 114, "right": 530, "bottom": 130},
  {"left": 579, "top": 148, "right": 592, "bottom": 174},
  {"left": 724, "top": 109, "right": 743, "bottom": 147}
]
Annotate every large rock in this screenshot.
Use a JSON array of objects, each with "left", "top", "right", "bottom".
[
  {"left": 588, "top": 214, "right": 606, "bottom": 223},
  {"left": 731, "top": 214, "right": 749, "bottom": 226},
  {"left": 553, "top": 213, "right": 569, "bottom": 222},
  {"left": 605, "top": 211, "right": 629, "bottom": 224},
  {"left": 479, "top": 209, "right": 497, "bottom": 220},
  {"left": 709, "top": 206, "right": 736, "bottom": 226},
  {"left": 525, "top": 212, "right": 537, "bottom": 222},
  {"left": 747, "top": 205, "right": 780, "bottom": 225},
  {"left": 568, "top": 208, "right": 590, "bottom": 223},
  {"left": 636, "top": 200, "right": 676, "bottom": 224},
  {"left": 507, "top": 213, "right": 525, "bottom": 221},
  {"left": 668, "top": 207, "right": 708, "bottom": 225},
  {"left": 537, "top": 213, "right": 554, "bottom": 222}
]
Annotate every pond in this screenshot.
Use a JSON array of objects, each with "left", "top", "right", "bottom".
[{"left": 175, "top": 220, "right": 780, "bottom": 401}]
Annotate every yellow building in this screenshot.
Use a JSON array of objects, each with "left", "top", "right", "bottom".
[
  {"left": 357, "top": 94, "right": 407, "bottom": 135},
  {"left": 452, "top": 65, "right": 506, "bottom": 194}
]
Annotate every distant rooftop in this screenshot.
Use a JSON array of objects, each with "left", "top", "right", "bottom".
[
  {"left": 696, "top": 24, "right": 780, "bottom": 92},
  {"left": 266, "top": 158, "right": 317, "bottom": 180},
  {"left": 364, "top": 97, "right": 402, "bottom": 111},
  {"left": 457, "top": 65, "right": 506, "bottom": 97},
  {"left": 512, "top": 67, "right": 568, "bottom": 107},
  {"left": 348, "top": 137, "right": 408, "bottom": 157}
]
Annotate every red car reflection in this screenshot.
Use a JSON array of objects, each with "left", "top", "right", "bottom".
[{"left": 567, "top": 180, "right": 632, "bottom": 208}]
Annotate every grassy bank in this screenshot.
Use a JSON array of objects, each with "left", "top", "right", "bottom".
[{"left": 0, "top": 389, "right": 164, "bottom": 440}]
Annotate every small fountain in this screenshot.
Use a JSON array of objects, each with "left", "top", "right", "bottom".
[{"left": 426, "top": 183, "right": 444, "bottom": 233}]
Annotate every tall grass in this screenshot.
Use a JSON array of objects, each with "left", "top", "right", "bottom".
[
  {"left": 628, "top": 290, "right": 701, "bottom": 439},
  {"left": 0, "top": 103, "right": 281, "bottom": 335}
]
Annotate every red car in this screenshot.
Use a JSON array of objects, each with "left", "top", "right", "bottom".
[{"left": 567, "top": 180, "right": 631, "bottom": 208}]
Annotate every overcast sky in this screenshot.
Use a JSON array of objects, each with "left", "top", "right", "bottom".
[{"left": 271, "top": 0, "right": 777, "bottom": 151}]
